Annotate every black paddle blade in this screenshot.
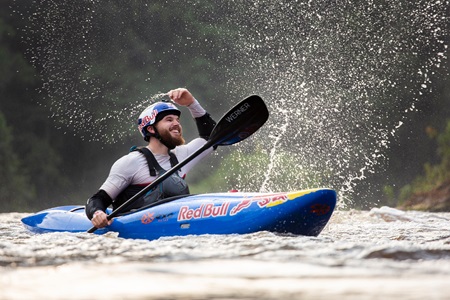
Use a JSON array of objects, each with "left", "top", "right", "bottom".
[{"left": 209, "top": 95, "right": 269, "bottom": 146}]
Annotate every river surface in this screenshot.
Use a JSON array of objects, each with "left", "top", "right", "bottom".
[{"left": 1, "top": 207, "right": 450, "bottom": 300}]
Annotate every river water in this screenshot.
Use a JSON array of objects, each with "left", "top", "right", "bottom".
[{"left": 1, "top": 207, "right": 449, "bottom": 299}]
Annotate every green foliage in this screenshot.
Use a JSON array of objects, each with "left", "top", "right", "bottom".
[
  {"left": 0, "top": 0, "right": 449, "bottom": 212},
  {"left": 382, "top": 185, "right": 396, "bottom": 207},
  {"left": 7, "top": 0, "right": 243, "bottom": 145},
  {"left": 0, "top": 16, "right": 36, "bottom": 211},
  {"left": 397, "top": 184, "right": 413, "bottom": 206},
  {"left": 392, "top": 120, "right": 450, "bottom": 204},
  {"left": 0, "top": 18, "right": 36, "bottom": 87},
  {"left": 0, "top": 111, "right": 35, "bottom": 211},
  {"left": 0, "top": 13, "right": 72, "bottom": 211},
  {"left": 0, "top": 0, "right": 247, "bottom": 211},
  {"left": 190, "top": 147, "right": 323, "bottom": 194},
  {"left": 439, "top": 121, "right": 450, "bottom": 170}
]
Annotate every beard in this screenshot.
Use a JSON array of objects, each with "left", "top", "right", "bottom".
[{"left": 157, "top": 126, "right": 185, "bottom": 149}]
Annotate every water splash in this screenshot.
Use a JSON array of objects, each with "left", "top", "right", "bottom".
[
  {"left": 14, "top": 0, "right": 449, "bottom": 206},
  {"left": 214, "top": 0, "right": 449, "bottom": 207},
  {"left": 15, "top": 1, "right": 202, "bottom": 143}
]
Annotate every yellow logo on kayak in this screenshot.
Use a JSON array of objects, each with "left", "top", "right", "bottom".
[
  {"left": 264, "top": 189, "right": 320, "bottom": 208},
  {"left": 287, "top": 189, "right": 319, "bottom": 200}
]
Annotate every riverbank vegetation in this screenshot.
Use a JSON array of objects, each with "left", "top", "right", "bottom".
[{"left": 391, "top": 120, "right": 450, "bottom": 211}]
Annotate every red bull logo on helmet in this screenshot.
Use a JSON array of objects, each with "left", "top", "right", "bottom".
[{"left": 138, "top": 109, "right": 158, "bottom": 131}]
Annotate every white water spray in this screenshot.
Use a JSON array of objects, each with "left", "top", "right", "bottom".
[{"left": 16, "top": 0, "right": 449, "bottom": 207}]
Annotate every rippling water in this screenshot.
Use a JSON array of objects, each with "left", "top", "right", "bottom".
[{"left": 1, "top": 208, "right": 450, "bottom": 299}]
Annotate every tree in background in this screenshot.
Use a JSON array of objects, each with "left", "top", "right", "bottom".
[
  {"left": 0, "top": 1, "right": 240, "bottom": 211},
  {"left": 387, "top": 119, "right": 450, "bottom": 211},
  {"left": 0, "top": 111, "right": 35, "bottom": 211}
]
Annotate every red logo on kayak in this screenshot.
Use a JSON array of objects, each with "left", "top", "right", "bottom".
[
  {"left": 230, "top": 198, "right": 252, "bottom": 216},
  {"left": 310, "top": 204, "right": 330, "bottom": 216},
  {"left": 141, "top": 212, "right": 155, "bottom": 224},
  {"left": 257, "top": 195, "right": 288, "bottom": 208},
  {"left": 230, "top": 194, "right": 288, "bottom": 215}
]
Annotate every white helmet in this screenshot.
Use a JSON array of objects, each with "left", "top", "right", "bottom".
[{"left": 137, "top": 102, "right": 181, "bottom": 141}]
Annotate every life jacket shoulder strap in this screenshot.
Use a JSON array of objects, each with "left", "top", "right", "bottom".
[
  {"left": 130, "top": 146, "right": 179, "bottom": 177},
  {"left": 169, "top": 151, "right": 179, "bottom": 167}
]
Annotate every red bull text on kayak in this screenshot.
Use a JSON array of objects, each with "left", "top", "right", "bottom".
[{"left": 178, "top": 202, "right": 230, "bottom": 221}]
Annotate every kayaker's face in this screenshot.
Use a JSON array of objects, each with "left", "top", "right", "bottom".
[{"left": 154, "top": 114, "right": 185, "bottom": 147}]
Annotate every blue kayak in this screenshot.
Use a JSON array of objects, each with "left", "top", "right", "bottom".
[{"left": 21, "top": 188, "right": 336, "bottom": 240}]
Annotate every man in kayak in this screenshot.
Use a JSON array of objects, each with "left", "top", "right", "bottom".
[{"left": 85, "top": 88, "right": 216, "bottom": 228}]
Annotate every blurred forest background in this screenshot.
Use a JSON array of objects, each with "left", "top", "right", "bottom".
[{"left": 1, "top": 0, "right": 449, "bottom": 212}]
